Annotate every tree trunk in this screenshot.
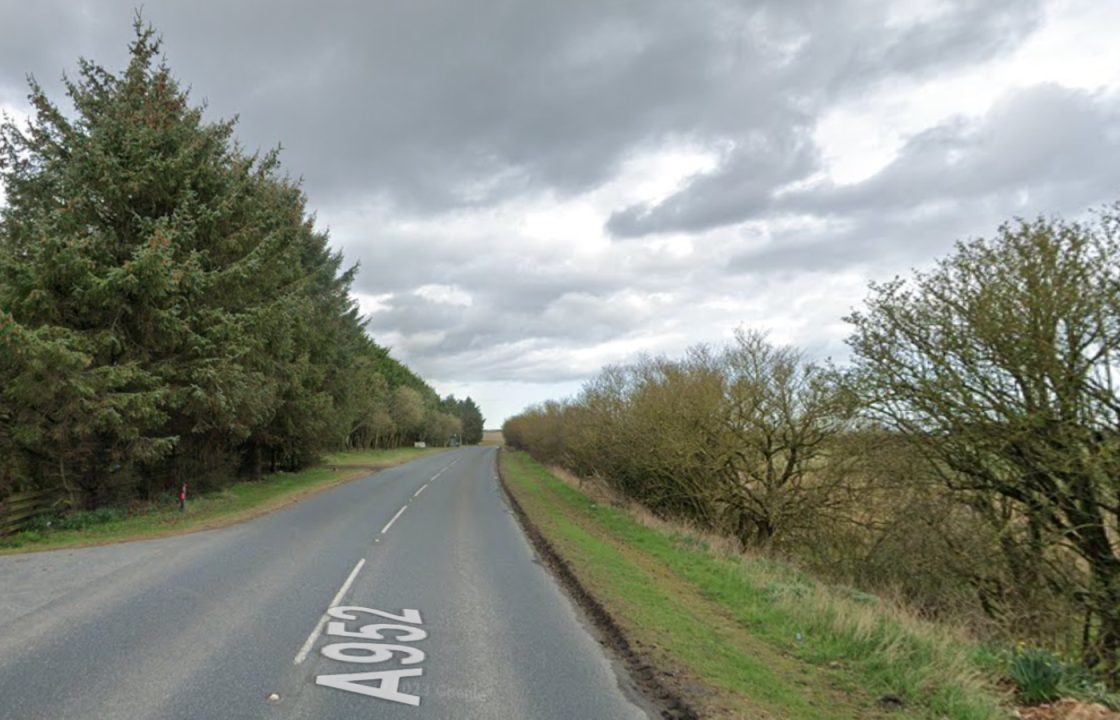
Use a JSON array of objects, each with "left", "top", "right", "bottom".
[{"left": 251, "top": 442, "right": 262, "bottom": 482}]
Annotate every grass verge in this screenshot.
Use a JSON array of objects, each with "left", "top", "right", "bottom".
[
  {"left": 499, "top": 448, "right": 1013, "bottom": 720},
  {"left": 0, "top": 447, "right": 446, "bottom": 554}
]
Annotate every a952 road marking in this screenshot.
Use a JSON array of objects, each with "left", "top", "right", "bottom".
[{"left": 316, "top": 605, "right": 428, "bottom": 706}]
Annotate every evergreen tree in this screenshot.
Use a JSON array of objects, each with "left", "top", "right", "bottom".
[
  {"left": 439, "top": 394, "right": 484, "bottom": 444},
  {"left": 455, "top": 397, "right": 484, "bottom": 444},
  {"left": 0, "top": 19, "right": 465, "bottom": 503}
]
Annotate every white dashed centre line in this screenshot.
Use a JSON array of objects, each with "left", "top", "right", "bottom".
[
  {"left": 294, "top": 557, "right": 366, "bottom": 665},
  {"left": 413, "top": 483, "right": 428, "bottom": 498},
  {"left": 429, "top": 457, "right": 460, "bottom": 482},
  {"left": 381, "top": 505, "right": 407, "bottom": 535}
]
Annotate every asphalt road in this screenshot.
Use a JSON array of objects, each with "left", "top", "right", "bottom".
[{"left": 0, "top": 447, "right": 652, "bottom": 719}]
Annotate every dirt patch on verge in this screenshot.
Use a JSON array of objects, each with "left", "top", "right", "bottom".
[
  {"left": 496, "top": 448, "right": 700, "bottom": 720},
  {"left": 1017, "top": 700, "right": 1120, "bottom": 720}
]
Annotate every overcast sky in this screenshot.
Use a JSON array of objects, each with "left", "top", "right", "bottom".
[{"left": 2, "top": 0, "right": 1118, "bottom": 425}]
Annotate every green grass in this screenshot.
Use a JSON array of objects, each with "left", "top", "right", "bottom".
[
  {"left": 501, "top": 449, "right": 1012, "bottom": 720},
  {"left": 0, "top": 447, "right": 446, "bottom": 554}
]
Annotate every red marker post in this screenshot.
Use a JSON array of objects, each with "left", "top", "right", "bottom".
[{"left": 179, "top": 482, "right": 187, "bottom": 513}]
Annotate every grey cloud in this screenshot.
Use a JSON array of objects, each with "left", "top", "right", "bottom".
[
  {"left": 607, "top": 129, "right": 819, "bottom": 237},
  {"left": 356, "top": 238, "right": 707, "bottom": 384},
  {"left": 793, "top": 84, "right": 1120, "bottom": 217},
  {"left": 853, "top": 0, "right": 1043, "bottom": 79},
  {"left": 364, "top": 281, "right": 657, "bottom": 370},
  {"left": 655, "top": 83, "right": 1120, "bottom": 284},
  {"left": 726, "top": 206, "right": 982, "bottom": 277},
  {"left": 3, "top": 0, "right": 744, "bottom": 210},
  {"left": 341, "top": 231, "right": 621, "bottom": 313},
  {"left": 1, "top": 0, "right": 1043, "bottom": 216},
  {"left": 601, "top": 0, "right": 1047, "bottom": 240}
]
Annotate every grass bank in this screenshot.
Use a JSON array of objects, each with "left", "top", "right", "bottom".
[
  {"left": 0, "top": 447, "right": 446, "bottom": 554},
  {"left": 500, "top": 448, "right": 1012, "bottom": 720}
]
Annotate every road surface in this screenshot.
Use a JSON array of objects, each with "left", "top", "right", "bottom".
[{"left": 0, "top": 447, "right": 652, "bottom": 719}]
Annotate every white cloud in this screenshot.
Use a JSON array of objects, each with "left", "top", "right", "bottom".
[
  {"left": 815, "top": 0, "right": 1120, "bottom": 187},
  {"left": 352, "top": 292, "right": 394, "bottom": 316},
  {"left": 414, "top": 284, "right": 473, "bottom": 307}
]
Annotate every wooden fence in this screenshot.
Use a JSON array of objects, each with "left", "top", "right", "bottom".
[{"left": 0, "top": 488, "right": 65, "bottom": 536}]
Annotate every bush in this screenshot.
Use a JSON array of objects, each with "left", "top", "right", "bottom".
[
  {"left": 1008, "top": 647, "right": 1120, "bottom": 708},
  {"left": 505, "top": 207, "right": 1120, "bottom": 688},
  {"left": 19, "top": 512, "right": 61, "bottom": 533},
  {"left": 53, "top": 507, "right": 125, "bottom": 531},
  {"left": 0, "top": 508, "right": 122, "bottom": 545},
  {"left": 1009, "top": 648, "right": 1067, "bottom": 704}
]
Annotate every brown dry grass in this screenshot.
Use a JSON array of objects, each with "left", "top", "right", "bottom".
[{"left": 1017, "top": 700, "right": 1120, "bottom": 720}]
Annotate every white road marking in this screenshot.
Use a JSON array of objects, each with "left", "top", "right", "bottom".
[
  {"left": 317, "top": 606, "right": 428, "bottom": 705},
  {"left": 370, "top": 455, "right": 457, "bottom": 544},
  {"left": 294, "top": 558, "right": 367, "bottom": 665},
  {"left": 316, "top": 668, "right": 423, "bottom": 705},
  {"left": 429, "top": 457, "right": 460, "bottom": 482},
  {"left": 381, "top": 505, "right": 407, "bottom": 535}
]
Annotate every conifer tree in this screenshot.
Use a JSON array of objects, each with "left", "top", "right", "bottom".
[{"left": 0, "top": 18, "right": 472, "bottom": 501}]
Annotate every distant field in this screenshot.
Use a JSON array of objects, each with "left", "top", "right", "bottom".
[{"left": 481, "top": 430, "right": 504, "bottom": 445}]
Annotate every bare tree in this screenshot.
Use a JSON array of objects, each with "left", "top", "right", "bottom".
[
  {"left": 846, "top": 212, "right": 1120, "bottom": 682},
  {"left": 712, "top": 330, "right": 856, "bottom": 546}
]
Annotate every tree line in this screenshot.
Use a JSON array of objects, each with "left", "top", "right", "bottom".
[
  {"left": 0, "top": 23, "right": 483, "bottom": 507},
  {"left": 504, "top": 212, "right": 1120, "bottom": 685}
]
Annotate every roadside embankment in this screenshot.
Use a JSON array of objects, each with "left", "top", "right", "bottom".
[{"left": 499, "top": 448, "right": 1014, "bottom": 720}]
